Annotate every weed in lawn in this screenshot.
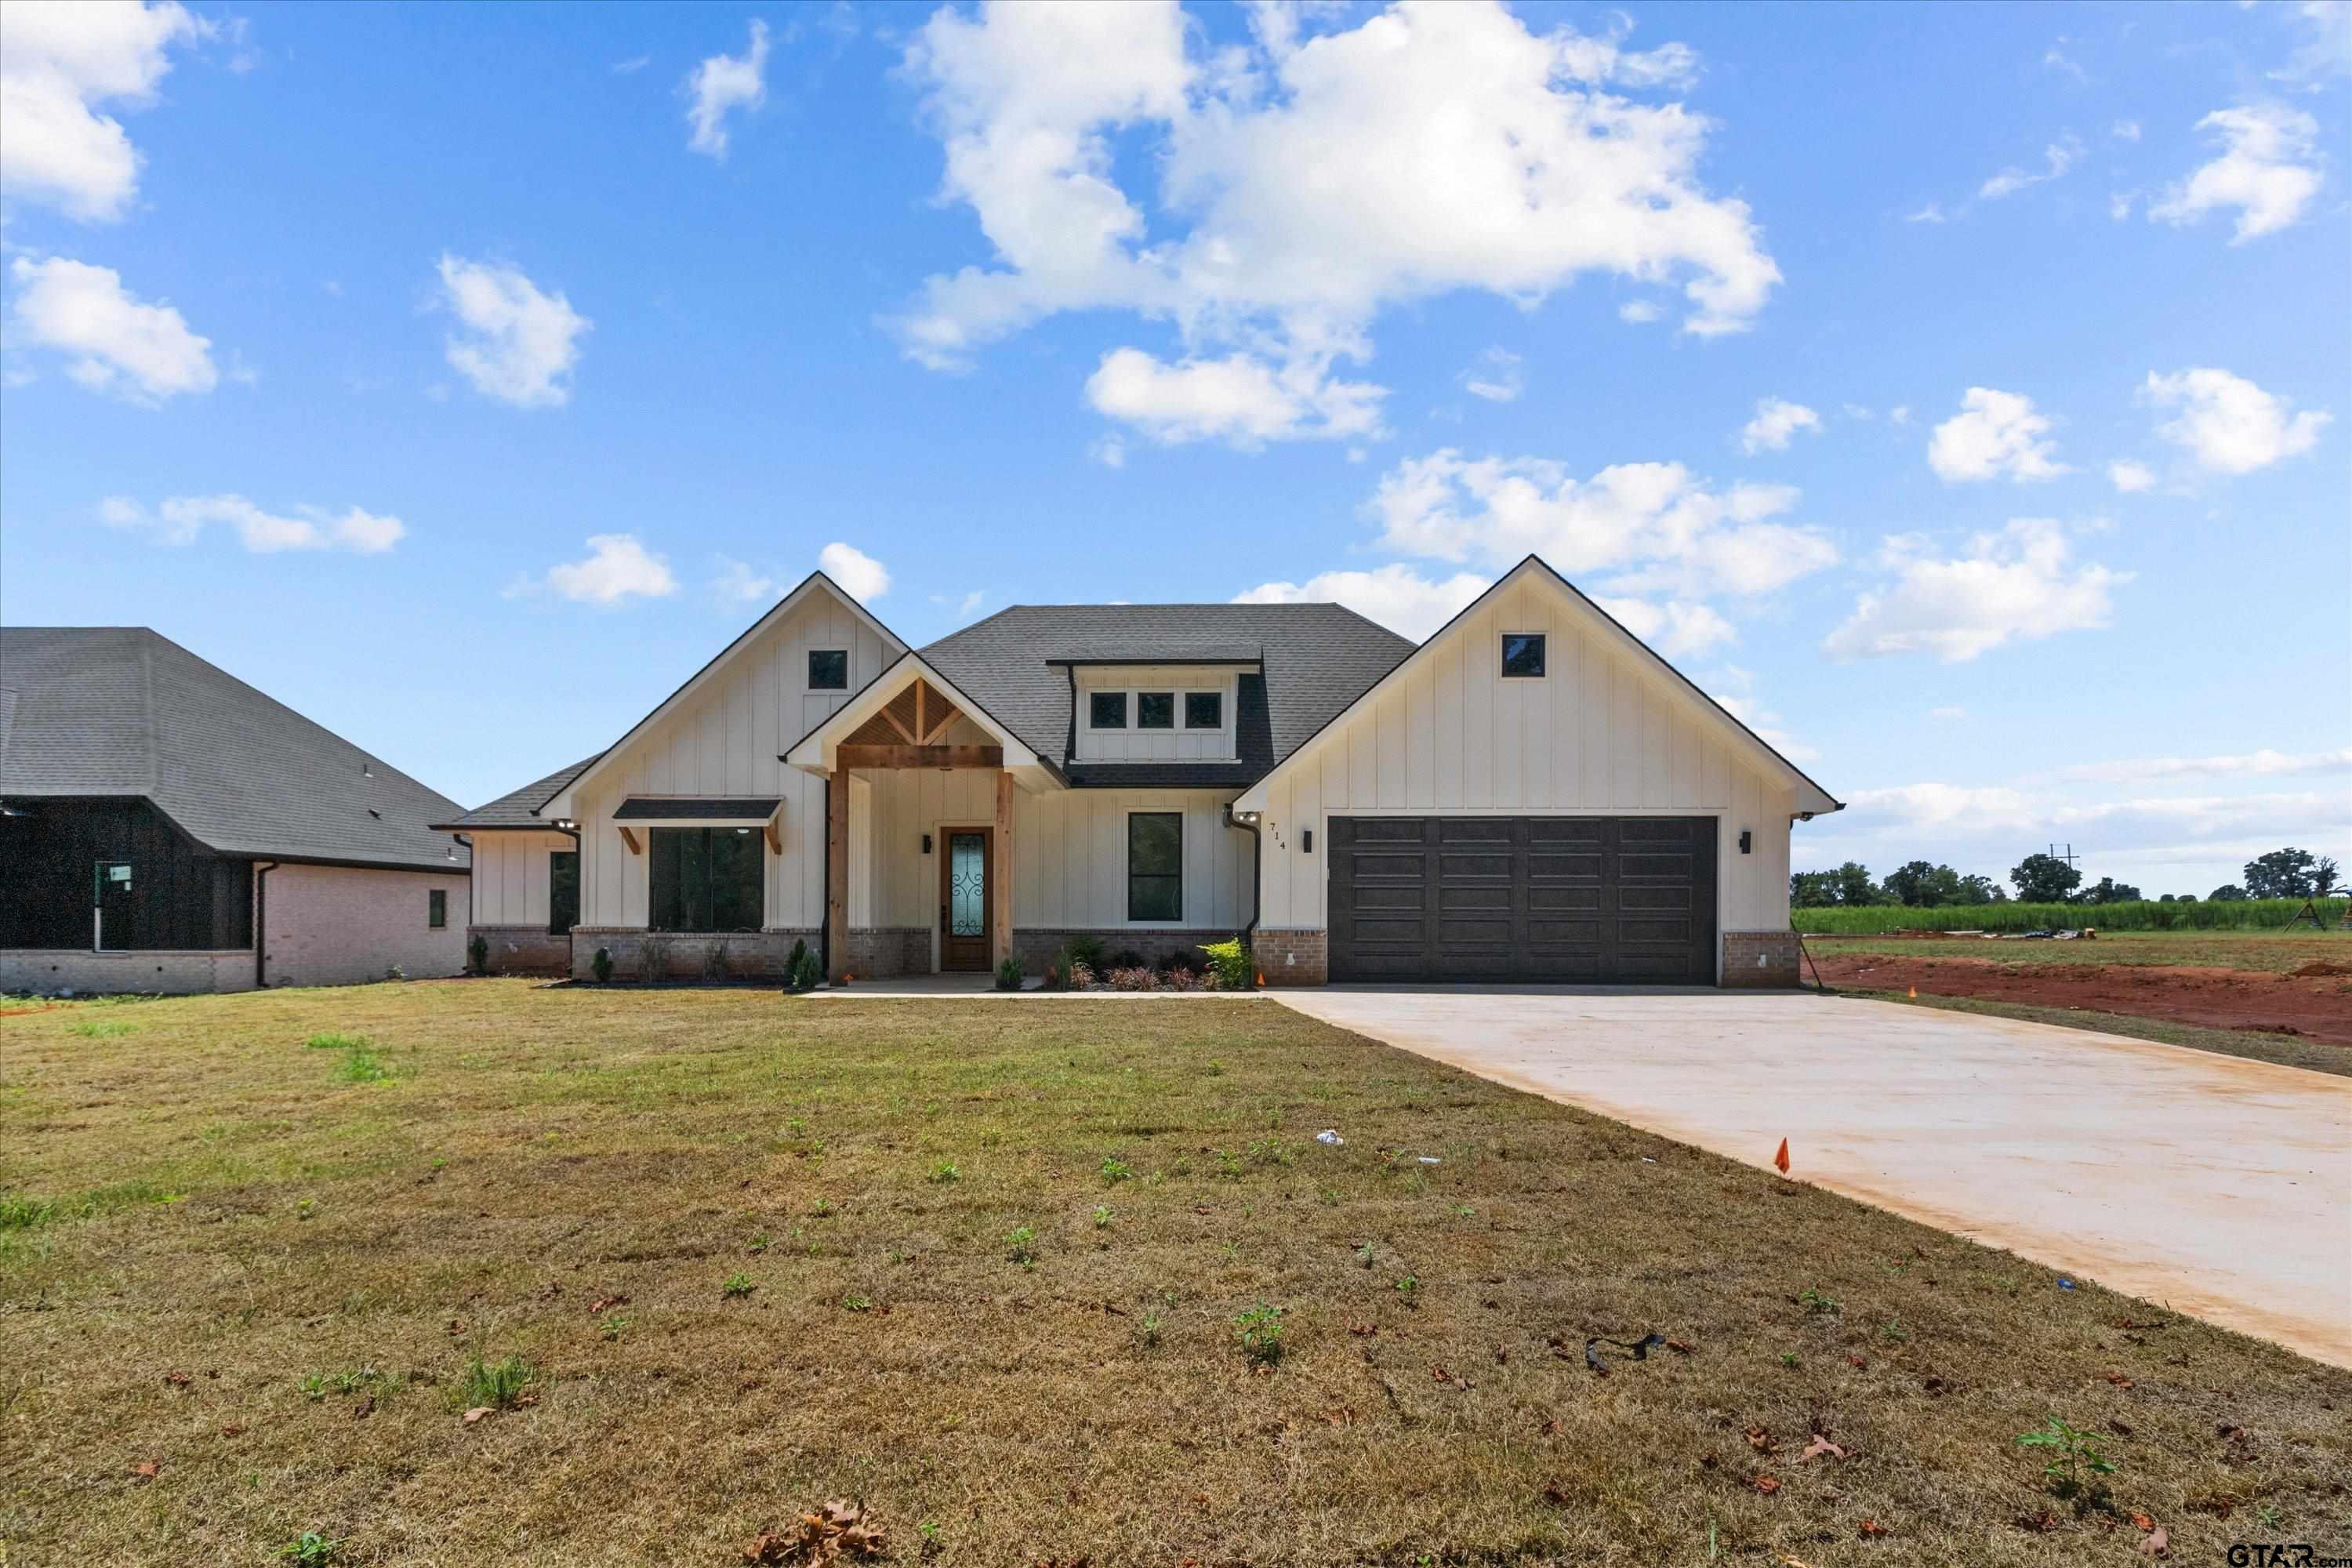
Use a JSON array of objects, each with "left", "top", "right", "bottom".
[
  {"left": 598, "top": 1314, "right": 631, "bottom": 1341},
  {"left": 1395, "top": 1274, "right": 1420, "bottom": 1308},
  {"left": 296, "top": 1367, "right": 381, "bottom": 1402},
  {"left": 335, "top": 1043, "right": 390, "bottom": 1084},
  {"left": 277, "top": 1531, "right": 345, "bottom": 1565},
  {"left": 1884, "top": 1316, "right": 1907, "bottom": 1343},
  {"left": 1355, "top": 1242, "right": 1375, "bottom": 1269},
  {"left": 0, "top": 1196, "right": 56, "bottom": 1230},
  {"left": 1248, "top": 1136, "right": 1298, "bottom": 1167},
  {"left": 2016, "top": 1416, "right": 2116, "bottom": 1497},
  {"left": 68, "top": 1018, "right": 133, "bottom": 1038},
  {"left": 1213, "top": 1148, "right": 1243, "bottom": 1179},
  {"left": 1094, "top": 1205, "right": 1114, "bottom": 1229},
  {"left": 448, "top": 1355, "right": 534, "bottom": 1411},
  {"left": 1780, "top": 1350, "right": 1801, "bottom": 1369},
  {"left": 1004, "top": 1225, "right": 1038, "bottom": 1266},
  {"left": 928, "top": 1160, "right": 960, "bottom": 1184},
  {"left": 303, "top": 1032, "right": 366, "bottom": 1051},
  {"left": 748, "top": 1230, "right": 769, "bottom": 1254},
  {"left": 1205, "top": 1059, "right": 1223, "bottom": 1076},
  {"left": 1233, "top": 1302, "right": 1285, "bottom": 1364},
  {"left": 1798, "top": 1287, "right": 1843, "bottom": 1316},
  {"left": 1099, "top": 1156, "right": 1132, "bottom": 1184},
  {"left": 1139, "top": 1308, "right": 1164, "bottom": 1348},
  {"left": 842, "top": 1293, "right": 873, "bottom": 1312},
  {"left": 810, "top": 1198, "right": 833, "bottom": 1218},
  {"left": 721, "top": 1273, "right": 756, "bottom": 1299}
]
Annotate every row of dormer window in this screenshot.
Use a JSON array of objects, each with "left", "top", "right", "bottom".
[{"left": 1088, "top": 690, "right": 1222, "bottom": 731}]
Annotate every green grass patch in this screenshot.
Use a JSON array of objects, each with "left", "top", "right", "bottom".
[{"left": 1795, "top": 895, "right": 2344, "bottom": 933}]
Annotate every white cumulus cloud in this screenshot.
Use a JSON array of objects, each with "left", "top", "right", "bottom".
[
  {"left": 818, "top": 541, "right": 890, "bottom": 603},
  {"left": 2141, "top": 366, "right": 2329, "bottom": 475},
  {"left": 2060, "top": 746, "right": 2352, "bottom": 784},
  {"left": 434, "top": 254, "right": 591, "bottom": 408},
  {"left": 1595, "top": 595, "right": 1737, "bottom": 659},
  {"left": 895, "top": 1, "right": 1779, "bottom": 448},
  {"left": 711, "top": 557, "right": 776, "bottom": 604},
  {"left": 1927, "top": 387, "right": 2067, "bottom": 482},
  {"left": 684, "top": 19, "right": 769, "bottom": 159},
  {"left": 540, "top": 535, "right": 678, "bottom": 605},
  {"left": 2107, "top": 459, "right": 2157, "bottom": 493},
  {"left": 2147, "top": 103, "right": 2324, "bottom": 243},
  {"left": 1824, "top": 520, "right": 2126, "bottom": 663},
  {"left": 1368, "top": 449, "right": 1838, "bottom": 598},
  {"left": 7, "top": 255, "right": 216, "bottom": 402},
  {"left": 1083, "top": 347, "right": 1384, "bottom": 447},
  {"left": 1739, "top": 396, "right": 1821, "bottom": 454},
  {"left": 0, "top": 0, "right": 209, "bottom": 222},
  {"left": 102, "top": 493, "right": 405, "bottom": 554},
  {"left": 1461, "top": 347, "right": 1525, "bottom": 404},
  {"left": 1233, "top": 564, "right": 1490, "bottom": 641}
]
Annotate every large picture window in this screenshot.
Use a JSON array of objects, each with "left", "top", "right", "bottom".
[
  {"left": 649, "top": 827, "right": 764, "bottom": 931},
  {"left": 1127, "top": 812, "right": 1183, "bottom": 922},
  {"left": 549, "top": 850, "right": 579, "bottom": 935}
]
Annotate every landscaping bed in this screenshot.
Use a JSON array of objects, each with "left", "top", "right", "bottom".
[{"left": 3, "top": 981, "right": 2347, "bottom": 1564}]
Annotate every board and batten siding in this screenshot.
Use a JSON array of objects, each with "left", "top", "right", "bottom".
[
  {"left": 572, "top": 593, "right": 902, "bottom": 929},
  {"left": 1073, "top": 664, "right": 1243, "bottom": 762},
  {"left": 1252, "top": 573, "right": 1795, "bottom": 935},
  {"left": 468, "top": 830, "right": 576, "bottom": 927},
  {"left": 853, "top": 771, "right": 1254, "bottom": 933}
]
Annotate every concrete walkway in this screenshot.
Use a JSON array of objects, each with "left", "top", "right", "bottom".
[{"left": 1273, "top": 987, "right": 2352, "bottom": 1368}]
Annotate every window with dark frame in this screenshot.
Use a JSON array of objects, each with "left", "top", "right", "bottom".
[
  {"left": 648, "top": 826, "right": 764, "bottom": 932},
  {"left": 1089, "top": 691, "right": 1127, "bottom": 728},
  {"left": 548, "top": 850, "right": 579, "bottom": 936},
  {"left": 1501, "top": 633, "right": 1547, "bottom": 677},
  {"left": 807, "top": 649, "right": 849, "bottom": 691},
  {"left": 1136, "top": 691, "right": 1175, "bottom": 729},
  {"left": 1184, "top": 691, "right": 1222, "bottom": 729},
  {"left": 1127, "top": 812, "right": 1183, "bottom": 922},
  {"left": 428, "top": 888, "right": 448, "bottom": 929}
]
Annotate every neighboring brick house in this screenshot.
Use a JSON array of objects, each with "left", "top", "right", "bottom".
[
  {"left": 0, "top": 628, "right": 470, "bottom": 994},
  {"left": 452, "top": 557, "right": 1839, "bottom": 987}
]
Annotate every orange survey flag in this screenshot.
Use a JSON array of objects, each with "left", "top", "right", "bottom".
[{"left": 1773, "top": 1138, "right": 1791, "bottom": 1174}]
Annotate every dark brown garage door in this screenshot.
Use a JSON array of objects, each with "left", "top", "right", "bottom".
[{"left": 1327, "top": 817, "right": 1717, "bottom": 984}]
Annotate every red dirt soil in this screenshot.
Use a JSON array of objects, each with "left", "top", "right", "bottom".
[{"left": 1806, "top": 953, "right": 2352, "bottom": 1048}]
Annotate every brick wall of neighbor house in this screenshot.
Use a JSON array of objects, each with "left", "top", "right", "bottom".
[
  {"left": 0, "top": 949, "right": 256, "bottom": 996},
  {"left": 1011, "top": 928, "right": 1251, "bottom": 978},
  {"left": 846, "top": 927, "right": 928, "bottom": 979},
  {"left": 1251, "top": 928, "right": 1327, "bottom": 987},
  {"left": 1719, "top": 930, "right": 1802, "bottom": 988},
  {"left": 568, "top": 929, "right": 818, "bottom": 982},
  {"left": 468, "top": 924, "right": 572, "bottom": 977},
  {"left": 262, "top": 864, "right": 470, "bottom": 987}
]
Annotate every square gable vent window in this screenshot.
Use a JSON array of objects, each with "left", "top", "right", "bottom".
[
  {"left": 808, "top": 649, "right": 848, "bottom": 691},
  {"left": 1501, "top": 633, "right": 1546, "bottom": 677}
]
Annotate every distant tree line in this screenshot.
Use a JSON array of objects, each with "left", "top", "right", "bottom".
[{"left": 1791, "top": 844, "right": 2340, "bottom": 909}]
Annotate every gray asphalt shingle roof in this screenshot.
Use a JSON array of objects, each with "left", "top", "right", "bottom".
[
  {"left": 919, "top": 603, "right": 1413, "bottom": 782},
  {"left": 431, "top": 757, "right": 598, "bottom": 830},
  {"left": 0, "top": 626, "right": 469, "bottom": 872}
]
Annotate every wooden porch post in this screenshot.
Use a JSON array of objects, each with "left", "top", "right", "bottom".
[
  {"left": 826, "top": 767, "right": 848, "bottom": 982},
  {"left": 993, "top": 769, "right": 1014, "bottom": 975}
]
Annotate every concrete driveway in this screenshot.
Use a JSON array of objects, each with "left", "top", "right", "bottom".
[{"left": 1274, "top": 987, "right": 2352, "bottom": 1368}]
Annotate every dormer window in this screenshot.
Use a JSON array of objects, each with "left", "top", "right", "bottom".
[
  {"left": 1089, "top": 691, "right": 1127, "bottom": 728},
  {"left": 1185, "top": 691, "right": 1221, "bottom": 729},
  {"left": 1136, "top": 691, "right": 1174, "bottom": 729}
]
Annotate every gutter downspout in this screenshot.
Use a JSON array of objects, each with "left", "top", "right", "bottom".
[
  {"left": 253, "top": 862, "right": 278, "bottom": 988},
  {"left": 1224, "top": 805, "right": 1261, "bottom": 982},
  {"left": 1064, "top": 663, "right": 1078, "bottom": 764}
]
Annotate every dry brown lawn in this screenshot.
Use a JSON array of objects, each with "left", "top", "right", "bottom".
[{"left": 3, "top": 981, "right": 2347, "bottom": 1566}]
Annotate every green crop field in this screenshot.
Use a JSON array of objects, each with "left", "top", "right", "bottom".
[{"left": 1792, "top": 896, "right": 2345, "bottom": 935}]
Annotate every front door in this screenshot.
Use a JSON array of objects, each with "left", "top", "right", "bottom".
[
  {"left": 95, "top": 859, "right": 134, "bottom": 950},
  {"left": 939, "top": 829, "right": 993, "bottom": 971}
]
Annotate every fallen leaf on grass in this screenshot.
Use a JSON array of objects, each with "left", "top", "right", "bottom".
[
  {"left": 1744, "top": 1425, "right": 1775, "bottom": 1453},
  {"left": 2102, "top": 1370, "right": 2133, "bottom": 1388},
  {"left": 353, "top": 1396, "right": 374, "bottom": 1420},
  {"left": 132, "top": 1461, "right": 159, "bottom": 1479},
  {"left": 1753, "top": 1475, "right": 1780, "bottom": 1494},
  {"left": 163, "top": 1370, "right": 192, "bottom": 1387},
  {"left": 1539, "top": 1418, "right": 1562, "bottom": 1437},
  {"left": 587, "top": 1294, "right": 629, "bottom": 1314},
  {"left": 461, "top": 1406, "right": 494, "bottom": 1426},
  {"left": 2137, "top": 1526, "right": 2169, "bottom": 1558},
  {"left": 1846, "top": 1354, "right": 1869, "bottom": 1369},
  {"left": 2013, "top": 1510, "right": 2060, "bottom": 1534},
  {"left": 1664, "top": 1338, "right": 1694, "bottom": 1354},
  {"left": 1858, "top": 1519, "right": 1887, "bottom": 1538},
  {"left": 2129, "top": 1512, "right": 2152, "bottom": 1532},
  {"left": 220, "top": 1425, "right": 245, "bottom": 1438},
  {"left": 744, "top": 1500, "right": 887, "bottom": 1564},
  {"left": 1798, "top": 1435, "right": 1846, "bottom": 1462}
]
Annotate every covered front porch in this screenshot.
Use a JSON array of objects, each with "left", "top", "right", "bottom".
[{"left": 786, "top": 654, "right": 1059, "bottom": 982}]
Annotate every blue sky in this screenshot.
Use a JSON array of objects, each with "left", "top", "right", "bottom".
[{"left": 3, "top": 0, "right": 2346, "bottom": 896}]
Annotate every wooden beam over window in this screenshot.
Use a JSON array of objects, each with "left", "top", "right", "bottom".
[
  {"left": 617, "top": 825, "right": 641, "bottom": 855},
  {"left": 836, "top": 744, "right": 1004, "bottom": 771}
]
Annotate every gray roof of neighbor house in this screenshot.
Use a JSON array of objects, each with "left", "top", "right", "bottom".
[
  {"left": 919, "top": 604, "right": 1414, "bottom": 788},
  {"left": 0, "top": 626, "right": 470, "bottom": 872},
  {"left": 431, "top": 756, "right": 598, "bottom": 831}
]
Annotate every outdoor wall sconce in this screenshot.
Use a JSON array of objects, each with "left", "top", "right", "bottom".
[
  {"left": 1302, "top": 829, "right": 1313, "bottom": 853},
  {"left": 921, "top": 833, "right": 933, "bottom": 854},
  {"left": 1739, "top": 829, "right": 1752, "bottom": 854}
]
